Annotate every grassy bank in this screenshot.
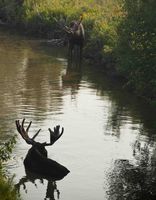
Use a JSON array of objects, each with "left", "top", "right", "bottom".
[
  {"left": 1, "top": 0, "right": 156, "bottom": 103},
  {"left": 0, "top": 0, "right": 123, "bottom": 63},
  {"left": 0, "top": 174, "right": 19, "bottom": 200}
]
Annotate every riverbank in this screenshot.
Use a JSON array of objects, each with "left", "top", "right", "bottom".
[
  {"left": 0, "top": 1, "right": 123, "bottom": 64},
  {"left": 1, "top": 0, "right": 155, "bottom": 103}
]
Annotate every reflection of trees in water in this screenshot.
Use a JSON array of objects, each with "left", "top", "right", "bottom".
[
  {"left": 15, "top": 170, "right": 61, "bottom": 200},
  {"left": 105, "top": 102, "right": 126, "bottom": 137},
  {"left": 85, "top": 67, "right": 156, "bottom": 138},
  {"left": 107, "top": 140, "right": 156, "bottom": 200},
  {"left": 22, "top": 52, "right": 63, "bottom": 120},
  {"left": 0, "top": 35, "right": 65, "bottom": 140},
  {"left": 0, "top": 38, "right": 30, "bottom": 140}
]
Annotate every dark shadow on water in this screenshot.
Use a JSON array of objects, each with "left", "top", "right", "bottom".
[{"left": 15, "top": 168, "right": 64, "bottom": 200}]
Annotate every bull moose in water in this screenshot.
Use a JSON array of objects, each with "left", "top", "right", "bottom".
[
  {"left": 15, "top": 119, "right": 69, "bottom": 180},
  {"left": 53, "top": 15, "right": 85, "bottom": 59},
  {"left": 64, "top": 15, "right": 85, "bottom": 59}
]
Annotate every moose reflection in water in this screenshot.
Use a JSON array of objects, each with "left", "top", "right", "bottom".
[
  {"left": 62, "top": 55, "right": 82, "bottom": 99},
  {"left": 15, "top": 169, "right": 60, "bottom": 200},
  {"left": 107, "top": 140, "right": 156, "bottom": 200},
  {"left": 15, "top": 119, "right": 70, "bottom": 179}
]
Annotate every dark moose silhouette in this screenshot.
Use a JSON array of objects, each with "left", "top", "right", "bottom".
[{"left": 15, "top": 119, "right": 70, "bottom": 180}]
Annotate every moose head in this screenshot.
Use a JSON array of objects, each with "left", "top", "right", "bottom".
[{"left": 15, "top": 119, "right": 69, "bottom": 179}]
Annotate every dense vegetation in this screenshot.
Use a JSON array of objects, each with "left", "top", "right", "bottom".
[
  {"left": 0, "top": 136, "right": 19, "bottom": 200},
  {"left": 116, "top": 0, "right": 156, "bottom": 101},
  {"left": 0, "top": 0, "right": 123, "bottom": 62},
  {"left": 0, "top": 0, "right": 156, "bottom": 102}
]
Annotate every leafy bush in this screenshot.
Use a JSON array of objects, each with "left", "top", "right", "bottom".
[
  {"left": 0, "top": 136, "right": 18, "bottom": 200},
  {"left": 0, "top": 175, "right": 19, "bottom": 200},
  {"left": 116, "top": 0, "right": 156, "bottom": 99},
  {"left": 0, "top": 135, "right": 16, "bottom": 163}
]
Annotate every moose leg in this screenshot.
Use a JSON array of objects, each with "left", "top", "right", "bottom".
[
  {"left": 68, "top": 43, "right": 74, "bottom": 60},
  {"left": 79, "top": 45, "right": 83, "bottom": 60}
]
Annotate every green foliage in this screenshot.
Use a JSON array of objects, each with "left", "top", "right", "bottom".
[
  {"left": 0, "top": 135, "right": 19, "bottom": 200},
  {"left": 0, "top": 0, "right": 24, "bottom": 24},
  {"left": 0, "top": 135, "right": 17, "bottom": 163},
  {"left": 1, "top": 0, "right": 123, "bottom": 52},
  {"left": 116, "top": 0, "right": 156, "bottom": 99},
  {"left": 0, "top": 175, "right": 19, "bottom": 200}
]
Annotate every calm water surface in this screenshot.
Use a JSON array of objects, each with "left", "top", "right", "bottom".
[{"left": 1, "top": 28, "right": 156, "bottom": 200}]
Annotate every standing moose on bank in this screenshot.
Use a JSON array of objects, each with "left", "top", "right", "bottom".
[
  {"left": 15, "top": 119, "right": 69, "bottom": 180},
  {"left": 64, "top": 15, "right": 85, "bottom": 59}
]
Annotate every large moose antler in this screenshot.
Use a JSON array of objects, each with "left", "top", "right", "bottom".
[
  {"left": 46, "top": 125, "right": 64, "bottom": 146},
  {"left": 15, "top": 119, "right": 64, "bottom": 146}
]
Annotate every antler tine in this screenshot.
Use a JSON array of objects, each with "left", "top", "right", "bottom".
[
  {"left": 44, "top": 125, "right": 64, "bottom": 146},
  {"left": 32, "top": 129, "right": 41, "bottom": 140}
]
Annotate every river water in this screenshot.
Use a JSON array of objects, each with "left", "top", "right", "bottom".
[{"left": 1, "top": 28, "right": 156, "bottom": 200}]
